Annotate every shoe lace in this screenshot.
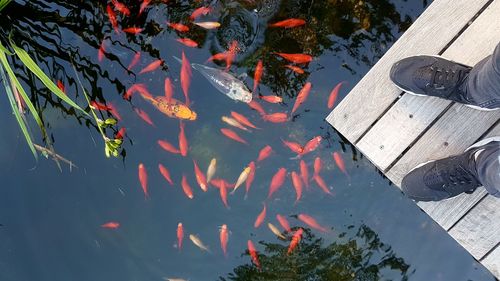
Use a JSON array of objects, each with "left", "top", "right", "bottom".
[
  {"left": 428, "top": 66, "right": 468, "bottom": 95},
  {"left": 443, "top": 164, "right": 475, "bottom": 189}
]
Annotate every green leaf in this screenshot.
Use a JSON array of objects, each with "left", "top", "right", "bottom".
[{"left": 0, "top": 0, "right": 12, "bottom": 13}]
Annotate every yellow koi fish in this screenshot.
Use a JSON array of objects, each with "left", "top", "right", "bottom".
[
  {"left": 231, "top": 166, "right": 251, "bottom": 194},
  {"left": 141, "top": 95, "right": 197, "bottom": 121}
]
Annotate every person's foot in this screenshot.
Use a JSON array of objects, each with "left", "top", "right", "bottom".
[
  {"left": 401, "top": 137, "right": 500, "bottom": 201},
  {"left": 389, "top": 55, "right": 495, "bottom": 111}
]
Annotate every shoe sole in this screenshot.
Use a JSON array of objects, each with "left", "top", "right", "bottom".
[{"left": 393, "top": 54, "right": 499, "bottom": 112}]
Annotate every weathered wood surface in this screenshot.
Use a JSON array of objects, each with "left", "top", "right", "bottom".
[
  {"left": 325, "top": 0, "right": 491, "bottom": 143},
  {"left": 482, "top": 245, "right": 500, "bottom": 278}
]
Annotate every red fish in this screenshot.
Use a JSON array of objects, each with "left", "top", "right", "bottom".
[
  {"left": 301, "top": 136, "right": 322, "bottom": 156},
  {"left": 254, "top": 204, "right": 266, "bottom": 228},
  {"left": 313, "top": 174, "right": 332, "bottom": 195},
  {"left": 176, "top": 38, "right": 198, "bottom": 48},
  {"left": 111, "top": 0, "right": 130, "bottom": 16},
  {"left": 98, "top": 40, "right": 106, "bottom": 62},
  {"left": 220, "top": 128, "right": 248, "bottom": 145},
  {"left": 281, "top": 139, "right": 304, "bottom": 154},
  {"left": 245, "top": 161, "right": 256, "bottom": 198},
  {"left": 134, "top": 108, "right": 154, "bottom": 126},
  {"left": 106, "top": 5, "right": 120, "bottom": 33},
  {"left": 284, "top": 65, "right": 305, "bottom": 74},
  {"left": 247, "top": 100, "right": 266, "bottom": 116},
  {"left": 218, "top": 180, "right": 229, "bottom": 209},
  {"left": 56, "top": 80, "right": 65, "bottom": 94},
  {"left": 291, "top": 171, "right": 303, "bottom": 204},
  {"left": 90, "top": 101, "right": 111, "bottom": 111},
  {"left": 124, "top": 83, "right": 152, "bottom": 100},
  {"left": 274, "top": 53, "right": 313, "bottom": 64},
  {"left": 139, "top": 0, "right": 151, "bottom": 15},
  {"left": 220, "top": 224, "right": 229, "bottom": 257},
  {"left": 158, "top": 163, "right": 174, "bottom": 186},
  {"left": 260, "top": 95, "right": 282, "bottom": 104},
  {"left": 253, "top": 60, "right": 263, "bottom": 92},
  {"left": 287, "top": 228, "right": 303, "bottom": 255},
  {"left": 193, "top": 160, "right": 208, "bottom": 192},
  {"left": 313, "top": 157, "right": 322, "bottom": 176},
  {"left": 178, "top": 122, "right": 188, "bottom": 157},
  {"left": 291, "top": 82, "right": 312, "bottom": 114},
  {"left": 190, "top": 7, "right": 212, "bottom": 20},
  {"left": 247, "top": 240, "right": 261, "bottom": 269},
  {"left": 115, "top": 128, "right": 126, "bottom": 140},
  {"left": 267, "top": 168, "right": 287, "bottom": 199},
  {"left": 298, "top": 214, "right": 329, "bottom": 232},
  {"left": 262, "top": 112, "right": 288, "bottom": 123},
  {"left": 167, "top": 22, "right": 190, "bottom": 32},
  {"left": 138, "top": 163, "right": 148, "bottom": 198},
  {"left": 127, "top": 51, "right": 141, "bottom": 72},
  {"left": 225, "top": 41, "right": 238, "bottom": 70},
  {"left": 164, "top": 77, "right": 174, "bottom": 102},
  {"left": 231, "top": 111, "right": 259, "bottom": 129},
  {"left": 158, "top": 140, "right": 181, "bottom": 154},
  {"left": 276, "top": 214, "right": 291, "bottom": 232},
  {"left": 299, "top": 160, "right": 310, "bottom": 189},
  {"left": 138, "top": 59, "right": 163, "bottom": 75},
  {"left": 328, "top": 81, "right": 345, "bottom": 109},
  {"left": 107, "top": 102, "right": 122, "bottom": 121},
  {"left": 257, "top": 145, "right": 273, "bottom": 162},
  {"left": 181, "top": 174, "right": 194, "bottom": 199},
  {"left": 177, "top": 222, "right": 184, "bottom": 251},
  {"left": 101, "top": 222, "right": 120, "bottom": 229},
  {"left": 123, "top": 27, "right": 143, "bottom": 34},
  {"left": 206, "top": 52, "right": 228, "bottom": 63},
  {"left": 181, "top": 51, "right": 192, "bottom": 106},
  {"left": 269, "top": 18, "right": 306, "bottom": 28},
  {"left": 332, "top": 152, "right": 348, "bottom": 175}
]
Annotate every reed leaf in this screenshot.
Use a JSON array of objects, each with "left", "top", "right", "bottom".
[{"left": 0, "top": 0, "right": 12, "bottom": 12}]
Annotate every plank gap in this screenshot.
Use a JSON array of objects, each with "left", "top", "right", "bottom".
[
  {"left": 447, "top": 194, "right": 488, "bottom": 232},
  {"left": 480, "top": 241, "right": 500, "bottom": 262}
]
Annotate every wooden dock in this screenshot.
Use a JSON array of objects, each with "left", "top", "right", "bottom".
[{"left": 326, "top": 0, "right": 500, "bottom": 277}]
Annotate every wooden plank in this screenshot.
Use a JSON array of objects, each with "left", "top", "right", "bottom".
[
  {"left": 356, "top": 0, "right": 500, "bottom": 171},
  {"left": 449, "top": 196, "right": 500, "bottom": 260},
  {"left": 482, "top": 245, "right": 500, "bottom": 278},
  {"left": 326, "top": 0, "right": 491, "bottom": 143}
]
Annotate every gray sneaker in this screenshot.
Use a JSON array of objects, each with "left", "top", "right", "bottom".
[{"left": 401, "top": 137, "right": 499, "bottom": 201}]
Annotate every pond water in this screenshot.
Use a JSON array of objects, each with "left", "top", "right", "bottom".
[{"left": 0, "top": 0, "right": 496, "bottom": 280}]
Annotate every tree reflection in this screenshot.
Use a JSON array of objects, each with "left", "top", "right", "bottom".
[{"left": 221, "top": 225, "right": 412, "bottom": 281}]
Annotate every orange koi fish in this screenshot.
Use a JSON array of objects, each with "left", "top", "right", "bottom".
[
  {"left": 218, "top": 180, "right": 229, "bottom": 209},
  {"left": 206, "top": 52, "right": 228, "bottom": 63},
  {"left": 301, "top": 136, "right": 322, "bottom": 156},
  {"left": 313, "top": 157, "right": 322, "bottom": 176},
  {"left": 124, "top": 83, "right": 152, "bottom": 100},
  {"left": 127, "top": 51, "right": 141, "bottom": 72},
  {"left": 134, "top": 108, "right": 154, "bottom": 126},
  {"left": 220, "top": 128, "right": 248, "bottom": 145},
  {"left": 267, "top": 168, "right": 287, "bottom": 199},
  {"left": 287, "top": 228, "right": 303, "bottom": 255},
  {"left": 111, "top": 0, "right": 130, "bottom": 16},
  {"left": 291, "top": 171, "right": 303, "bottom": 204},
  {"left": 177, "top": 222, "right": 184, "bottom": 251},
  {"left": 284, "top": 65, "right": 305, "bottom": 74},
  {"left": 90, "top": 101, "right": 111, "bottom": 111},
  {"left": 164, "top": 77, "right": 174, "bottom": 102},
  {"left": 262, "top": 112, "right": 288, "bottom": 123},
  {"left": 231, "top": 111, "right": 259, "bottom": 129},
  {"left": 281, "top": 139, "right": 304, "bottom": 154},
  {"left": 176, "top": 38, "right": 198, "bottom": 48},
  {"left": 179, "top": 122, "right": 188, "bottom": 157},
  {"left": 299, "top": 160, "right": 310, "bottom": 189},
  {"left": 269, "top": 18, "right": 306, "bottom": 28},
  {"left": 181, "top": 51, "right": 192, "bottom": 105},
  {"left": 194, "top": 21, "right": 221, "bottom": 29},
  {"left": 298, "top": 214, "right": 329, "bottom": 232},
  {"left": 138, "top": 163, "right": 148, "bottom": 198},
  {"left": 257, "top": 145, "right": 273, "bottom": 162},
  {"left": 141, "top": 95, "right": 197, "bottom": 121},
  {"left": 276, "top": 214, "right": 291, "bottom": 232},
  {"left": 167, "top": 22, "right": 190, "bottom": 32},
  {"left": 260, "top": 95, "right": 282, "bottom": 104},
  {"left": 220, "top": 224, "right": 229, "bottom": 257},
  {"left": 158, "top": 140, "right": 181, "bottom": 154},
  {"left": 107, "top": 102, "right": 122, "bottom": 121},
  {"left": 225, "top": 41, "right": 238, "bottom": 70},
  {"left": 98, "top": 40, "right": 106, "bottom": 62},
  {"left": 193, "top": 160, "right": 208, "bottom": 192},
  {"left": 254, "top": 204, "right": 266, "bottom": 228},
  {"left": 313, "top": 174, "right": 332, "bottom": 195},
  {"left": 56, "top": 80, "right": 65, "bottom": 94},
  {"left": 332, "top": 152, "right": 348, "bottom": 175},
  {"left": 291, "top": 82, "right": 312, "bottom": 114},
  {"left": 221, "top": 116, "right": 250, "bottom": 132},
  {"left": 247, "top": 100, "right": 266, "bottom": 115},
  {"left": 274, "top": 53, "right": 313, "bottom": 64},
  {"left": 245, "top": 161, "right": 256, "bottom": 198},
  {"left": 190, "top": 6, "right": 212, "bottom": 20},
  {"left": 247, "top": 240, "right": 261, "bottom": 269},
  {"left": 123, "top": 27, "right": 143, "bottom": 34},
  {"left": 115, "top": 127, "right": 126, "bottom": 140},
  {"left": 328, "top": 81, "right": 345, "bottom": 109},
  {"left": 139, "top": 59, "right": 163, "bottom": 75},
  {"left": 253, "top": 60, "right": 263, "bottom": 92},
  {"left": 101, "top": 221, "right": 120, "bottom": 229},
  {"left": 181, "top": 174, "right": 194, "bottom": 199},
  {"left": 139, "top": 0, "right": 151, "bottom": 15},
  {"left": 106, "top": 5, "right": 120, "bottom": 33},
  {"left": 158, "top": 163, "right": 174, "bottom": 186}
]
